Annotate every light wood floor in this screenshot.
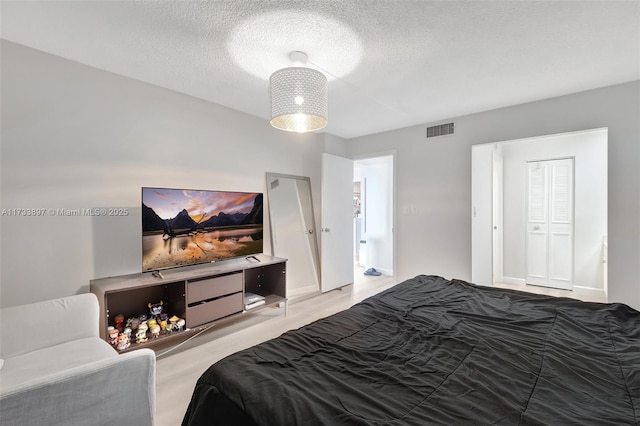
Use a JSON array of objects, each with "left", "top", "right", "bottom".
[
  {"left": 155, "top": 266, "right": 395, "bottom": 426},
  {"left": 155, "top": 270, "right": 606, "bottom": 425}
]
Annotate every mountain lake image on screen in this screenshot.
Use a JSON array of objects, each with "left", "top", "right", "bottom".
[{"left": 141, "top": 187, "right": 263, "bottom": 271}]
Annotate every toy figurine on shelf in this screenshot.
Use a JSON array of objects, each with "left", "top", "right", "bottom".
[
  {"left": 148, "top": 301, "right": 163, "bottom": 320},
  {"left": 124, "top": 327, "right": 132, "bottom": 341},
  {"left": 138, "top": 314, "right": 147, "bottom": 323},
  {"left": 116, "top": 332, "right": 130, "bottom": 351},
  {"left": 169, "top": 315, "right": 179, "bottom": 331},
  {"left": 160, "top": 312, "right": 168, "bottom": 323},
  {"left": 150, "top": 323, "right": 161, "bottom": 339},
  {"left": 114, "top": 314, "right": 125, "bottom": 332},
  {"left": 176, "top": 318, "right": 186, "bottom": 332},
  {"left": 136, "top": 322, "right": 148, "bottom": 344},
  {"left": 159, "top": 319, "right": 168, "bottom": 334},
  {"left": 126, "top": 317, "right": 140, "bottom": 331},
  {"left": 147, "top": 318, "right": 157, "bottom": 330},
  {"left": 108, "top": 327, "right": 119, "bottom": 346}
]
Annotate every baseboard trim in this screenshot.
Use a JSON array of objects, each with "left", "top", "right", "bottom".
[
  {"left": 573, "top": 285, "right": 606, "bottom": 296},
  {"left": 376, "top": 267, "right": 393, "bottom": 276},
  {"left": 288, "top": 284, "right": 321, "bottom": 298},
  {"left": 502, "top": 277, "right": 526, "bottom": 286}
]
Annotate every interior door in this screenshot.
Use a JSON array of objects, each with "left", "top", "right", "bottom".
[
  {"left": 526, "top": 159, "right": 574, "bottom": 289},
  {"left": 492, "top": 148, "right": 503, "bottom": 284},
  {"left": 472, "top": 144, "right": 494, "bottom": 285},
  {"left": 321, "top": 153, "right": 354, "bottom": 292}
]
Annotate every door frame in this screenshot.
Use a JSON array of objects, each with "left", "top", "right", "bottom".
[
  {"left": 352, "top": 151, "right": 396, "bottom": 282},
  {"left": 472, "top": 127, "right": 607, "bottom": 291}
]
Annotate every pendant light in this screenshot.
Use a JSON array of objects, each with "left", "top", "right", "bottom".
[{"left": 269, "top": 51, "right": 328, "bottom": 133}]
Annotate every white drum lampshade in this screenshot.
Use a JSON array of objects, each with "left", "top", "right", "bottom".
[{"left": 269, "top": 53, "right": 328, "bottom": 133}]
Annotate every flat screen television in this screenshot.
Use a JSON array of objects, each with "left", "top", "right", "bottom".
[{"left": 142, "top": 187, "right": 263, "bottom": 272}]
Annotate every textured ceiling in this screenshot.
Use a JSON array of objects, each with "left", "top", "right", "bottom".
[{"left": 1, "top": 1, "right": 639, "bottom": 139}]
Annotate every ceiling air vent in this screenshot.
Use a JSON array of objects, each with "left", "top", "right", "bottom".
[{"left": 426, "top": 122, "right": 454, "bottom": 138}]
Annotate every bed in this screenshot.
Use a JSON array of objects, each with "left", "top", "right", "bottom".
[{"left": 182, "top": 275, "right": 640, "bottom": 425}]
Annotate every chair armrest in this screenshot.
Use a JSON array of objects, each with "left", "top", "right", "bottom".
[
  {"left": 0, "top": 348, "right": 156, "bottom": 426},
  {"left": 0, "top": 293, "right": 99, "bottom": 358}
]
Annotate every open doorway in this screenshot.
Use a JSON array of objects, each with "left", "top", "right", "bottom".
[
  {"left": 472, "top": 128, "right": 608, "bottom": 299},
  {"left": 353, "top": 155, "right": 394, "bottom": 282}
]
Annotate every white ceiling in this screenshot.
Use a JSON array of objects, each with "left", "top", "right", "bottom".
[{"left": 2, "top": 1, "right": 639, "bottom": 139}]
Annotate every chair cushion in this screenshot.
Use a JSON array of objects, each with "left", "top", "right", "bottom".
[
  {"left": 0, "top": 337, "right": 117, "bottom": 395},
  {"left": 0, "top": 293, "right": 100, "bottom": 358}
]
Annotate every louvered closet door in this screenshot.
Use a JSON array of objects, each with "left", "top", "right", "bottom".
[{"left": 526, "top": 159, "right": 574, "bottom": 290}]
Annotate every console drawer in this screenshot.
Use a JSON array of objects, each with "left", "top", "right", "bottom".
[
  {"left": 186, "top": 292, "right": 243, "bottom": 328},
  {"left": 187, "top": 272, "right": 242, "bottom": 304}
]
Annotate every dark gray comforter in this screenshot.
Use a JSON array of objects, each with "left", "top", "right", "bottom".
[{"left": 182, "top": 275, "right": 640, "bottom": 425}]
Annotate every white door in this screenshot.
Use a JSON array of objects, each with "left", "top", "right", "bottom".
[
  {"left": 321, "top": 153, "right": 354, "bottom": 292},
  {"left": 492, "top": 149, "right": 503, "bottom": 284},
  {"left": 472, "top": 144, "right": 494, "bottom": 286},
  {"left": 526, "top": 158, "right": 574, "bottom": 290}
]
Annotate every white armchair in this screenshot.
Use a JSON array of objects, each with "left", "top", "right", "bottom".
[{"left": 0, "top": 293, "right": 156, "bottom": 426}]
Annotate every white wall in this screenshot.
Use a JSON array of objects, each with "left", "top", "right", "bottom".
[
  {"left": 346, "top": 81, "right": 640, "bottom": 310},
  {"left": 0, "top": 41, "right": 333, "bottom": 307},
  {"left": 500, "top": 129, "right": 607, "bottom": 289},
  {"left": 3, "top": 41, "right": 638, "bottom": 311}
]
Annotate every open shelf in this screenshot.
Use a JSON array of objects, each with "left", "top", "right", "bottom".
[
  {"left": 244, "top": 293, "right": 286, "bottom": 313},
  {"left": 90, "top": 255, "right": 287, "bottom": 352}
]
